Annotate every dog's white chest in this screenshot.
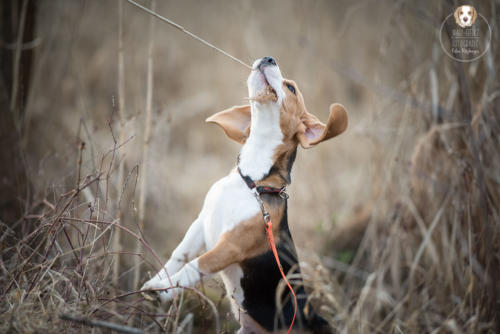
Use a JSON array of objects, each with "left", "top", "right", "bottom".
[{"left": 202, "top": 171, "right": 261, "bottom": 248}]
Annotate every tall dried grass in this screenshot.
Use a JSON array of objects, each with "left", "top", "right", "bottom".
[
  {"left": 0, "top": 134, "right": 224, "bottom": 332},
  {"left": 310, "top": 4, "right": 500, "bottom": 332}
]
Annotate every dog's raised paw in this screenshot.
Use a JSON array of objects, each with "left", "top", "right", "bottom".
[
  {"left": 141, "top": 289, "right": 158, "bottom": 302},
  {"left": 141, "top": 278, "right": 164, "bottom": 301},
  {"left": 141, "top": 276, "right": 165, "bottom": 290},
  {"left": 141, "top": 278, "right": 179, "bottom": 303}
]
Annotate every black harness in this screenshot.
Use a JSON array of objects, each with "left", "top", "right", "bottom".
[{"left": 237, "top": 168, "right": 289, "bottom": 199}]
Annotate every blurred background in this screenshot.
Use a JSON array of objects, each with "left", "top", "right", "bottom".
[{"left": 1, "top": 0, "right": 499, "bottom": 333}]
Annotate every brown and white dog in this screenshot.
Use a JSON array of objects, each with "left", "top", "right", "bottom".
[
  {"left": 454, "top": 5, "right": 478, "bottom": 28},
  {"left": 142, "top": 57, "right": 348, "bottom": 333}
]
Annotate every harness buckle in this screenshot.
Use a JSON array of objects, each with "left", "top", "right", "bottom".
[{"left": 279, "top": 187, "right": 289, "bottom": 199}]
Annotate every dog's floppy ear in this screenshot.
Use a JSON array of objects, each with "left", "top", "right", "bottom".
[
  {"left": 206, "top": 105, "right": 251, "bottom": 144},
  {"left": 297, "top": 103, "right": 348, "bottom": 149},
  {"left": 454, "top": 6, "right": 461, "bottom": 25},
  {"left": 471, "top": 7, "right": 477, "bottom": 24}
]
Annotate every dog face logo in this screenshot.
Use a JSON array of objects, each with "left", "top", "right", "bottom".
[
  {"left": 440, "top": 5, "right": 491, "bottom": 62},
  {"left": 454, "top": 5, "right": 477, "bottom": 28}
]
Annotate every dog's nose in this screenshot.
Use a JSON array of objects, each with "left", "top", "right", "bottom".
[
  {"left": 463, "top": 17, "right": 468, "bottom": 21},
  {"left": 261, "top": 56, "right": 277, "bottom": 67}
]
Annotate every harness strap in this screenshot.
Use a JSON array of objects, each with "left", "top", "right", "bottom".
[
  {"left": 237, "top": 168, "right": 297, "bottom": 334},
  {"left": 238, "top": 168, "right": 288, "bottom": 196}
]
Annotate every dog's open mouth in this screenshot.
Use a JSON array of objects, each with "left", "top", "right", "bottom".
[
  {"left": 253, "top": 85, "right": 277, "bottom": 104},
  {"left": 251, "top": 72, "right": 278, "bottom": 104}
]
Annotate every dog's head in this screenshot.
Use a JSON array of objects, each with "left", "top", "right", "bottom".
[
  {"left": 206, "top": 57, "right": 347, "bottom": 155},
  {"left": 454, "top": 5, "right": 477, "bottom": 28}
]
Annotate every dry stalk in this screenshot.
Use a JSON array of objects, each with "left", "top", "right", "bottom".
[
  {"left": 9, "top": 0, "right": 29, "bottom": 129},
  {"left": 72, "top": 123, "right": 85, "bottom": 255},
  {"left": 113, "top": 0, "right": 127, "bottom": 297},
  {"left": 1, "top": 120, "right": 215, "bottom": 334},
  {"left": 133, "top": 0, "right": 156, "bottom": 292},
  {"left": 60, "top": 313, "right": 144, "bottom": 334}
]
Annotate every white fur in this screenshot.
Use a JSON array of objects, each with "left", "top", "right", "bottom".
[
  {"left": 239, "top": 59, "right": 285, "bottom": 180},
  {"left": 457, "top": 5, "right": 475, "bottom": 28},
  {"left": 238, "top": 103, "right": 282, "bottom": 180},
  {"left": 141, "top": 57, "right": 286, "bottom": 316},
  {"left": 248, "top": 58, "right": 286, "bottom": 105},
  {"left": 220, "top": 264, "right": 246, "bottom": 316}
]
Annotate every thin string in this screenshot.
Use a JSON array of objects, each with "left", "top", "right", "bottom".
[{"left": 126, "top": 0, "right": 253, "bottom": 70}]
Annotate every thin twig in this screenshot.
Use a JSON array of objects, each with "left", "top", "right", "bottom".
[
  {"left": 126, "top": 0, "right": 252, "bottom": 69},
  {"left": 60, "top": 313, "right": 144, "bottom": 334}
]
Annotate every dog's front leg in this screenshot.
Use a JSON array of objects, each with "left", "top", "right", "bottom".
[
  {"left": 152, "top": 219, "right": 266, "bottom": 303},
  {"left": 142, "top": 217, "right": 205, "bottom": 292}
]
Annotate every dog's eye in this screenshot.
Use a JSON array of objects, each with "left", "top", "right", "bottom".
[
  {"left": 468, "top": 11, "right": 471, "bottom": 14},
  {"left": 286, "top": 83, "right": 296, "bottom": 95},
  {"left": 460, "top": 11, "right": 463, "bottom": 15}
]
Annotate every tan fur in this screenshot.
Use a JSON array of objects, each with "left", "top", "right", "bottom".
[
  {"left": 259, "top": 173, "right": 288, "bottom": 189},
  {"left": 206, "top": 80, "right": 348, "bottom": 150},
  {"left": 198, "top": 202, "right": 284, "bottom": 274},
  {"left": 206, "top": 105, "right": 251, "bottom": 144},
  {"left": 275, "top": 80, "right": 304, "bottom": 160},
  {"left": 268, "top": 79, "right": 349, "bottom": 182},
  {"left": 252, "top": 85, "right": 278, "bottom": 104},
  {"left": 279, "top": 80, "right": 347, "bottom": 149},
  {"left": 454, "top": 6, "right": 460, "bottom": 24},
  {"left": 471, "top": 6, "right": 478, "bottom": 24},
  {"left": 202, "top": 78, "right": 348, "bottom": 274},
  {"left": 203, "top": 71, "right": 347, "bottom": 333},
  {"left": 238, "top": 313, "right": 269, "bottom": 334},
  {"left": 238, "top": 312, "right": 316, "bottom": 334}
]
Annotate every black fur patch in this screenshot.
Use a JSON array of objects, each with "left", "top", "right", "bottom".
[
  {"left": 263, "top": 147, "right": 298, "bottom": 185},
  {"left": 239, "top": 201, "right": 312, "bottom": 331}
]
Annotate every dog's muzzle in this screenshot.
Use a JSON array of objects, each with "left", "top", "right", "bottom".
[{"left": 257, "top": 56, "right": 277, "bottom": 72}]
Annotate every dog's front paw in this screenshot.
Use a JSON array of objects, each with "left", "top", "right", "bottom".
[
  {"left": 141, "top": 278, "right": 167, "bottom": 302},
  {"left": 141, "top": 278, "right": 179, "bottom": 303},
  {"left": 142, "top": 287, "right": 178, "bottom": 304},
  {"left": 141, "top": 277, "right": 163, "bottom": 291}
]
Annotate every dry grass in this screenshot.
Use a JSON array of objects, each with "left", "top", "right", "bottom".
[
  {"left": 0, "top": 140, "right": 226, "bottom": 333},
  {"left": 1, "top": 0, "right": 499, "bottom": 333}
]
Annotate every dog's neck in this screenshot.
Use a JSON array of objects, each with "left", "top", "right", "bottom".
[{"left": 238, "top": 102, "right": 285, "bottom": 183}]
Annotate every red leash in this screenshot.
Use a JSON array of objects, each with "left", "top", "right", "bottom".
[
  {"left": 265, "top": 218, "right": 297, "bottom": 334},
  {"left": 238, "top": 168, "right": 297, "bottom": 333}
]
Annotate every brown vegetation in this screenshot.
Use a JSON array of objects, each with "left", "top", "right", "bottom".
[{"left": 1, "top": 0, "right": 499, "bottom": 333}]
